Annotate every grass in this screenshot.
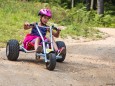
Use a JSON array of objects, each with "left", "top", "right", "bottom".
[
  {"left": 0, "top": 0, "right": 114, "bottom": 47},
  {"left": 0, "top": 0, "right": 39, "bottom": 43},
  {"left": 60, "top": 24, "right": 103, "bottom": 40}
]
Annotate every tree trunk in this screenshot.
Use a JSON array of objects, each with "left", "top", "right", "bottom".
[
  {"left": 91, "top": 0, "right": 94, "bottom": 10},
  {"left": 71, "top": 0, "right": 74, "bottom": 8},
  {"left": 97, "top": 0, "right": 104, "bottom": 14}
]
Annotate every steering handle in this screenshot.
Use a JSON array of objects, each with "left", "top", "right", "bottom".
[{"left": 29, "top": 23, "right": 61, "bottom": 31}]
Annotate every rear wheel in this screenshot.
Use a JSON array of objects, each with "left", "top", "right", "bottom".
[
  {"left": 6, "top": 39, "right": 19, "bottom": 61},
  {"left": 56, "top": 41, "right": 66, "bottom": 62},
  {"left": 46, "top": 53, "right": 56, "bottom": 71}
]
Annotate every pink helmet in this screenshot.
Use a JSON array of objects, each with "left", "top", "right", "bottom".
[{"left": 38, "top": 9, "right": 52, "bottom": 18}]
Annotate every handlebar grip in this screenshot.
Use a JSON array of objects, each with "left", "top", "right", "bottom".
[
  {"left": 53, "top": 27, "right": 61, "bottom": 31},
  {"left": 53, "top": 27, "right": 58, "bottom": 30},
  {"left": 30, "top": 24, "right": 35, "bottom": 26},
  {"left": 52, "top": 25, "right": 61, "bottom": 31}
]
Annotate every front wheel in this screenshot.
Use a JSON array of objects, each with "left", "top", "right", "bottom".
[
  {"left": 6, "top": 39, "right": 19, "bottom": 61},
  {"left": 46, "top": 53, "right": 56, "bottom": 71}
]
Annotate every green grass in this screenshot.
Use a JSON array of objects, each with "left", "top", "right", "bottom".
[
  {"left": 0, "top": 0, "right": 39, "bottom": 43},
  {"left": 60, "top": 24, "right": 103, "bottom": 40},
  {"left": 0, "top": 0, "right": 114, "bottom": 47}
]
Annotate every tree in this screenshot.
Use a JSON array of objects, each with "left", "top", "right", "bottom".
[
  {"left": 86, "top": 0, "right": 97, "bottom": 11},
  {"left": 97, "top": 0, "right": 104, "bottom": 14},
  {"left": 71, "top": 0, "right": 74, "bottom": 8},
  {"left": 91, "top": 0, "right": 94, "bottom": 10}
]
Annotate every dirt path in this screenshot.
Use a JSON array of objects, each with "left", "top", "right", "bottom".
[{"left": 0, "top": 28, "right": 115, "bottom": 86}]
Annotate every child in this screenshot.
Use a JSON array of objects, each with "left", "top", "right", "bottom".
[{"left": 23, "top": 9, "right": 65, "bottom": 54}]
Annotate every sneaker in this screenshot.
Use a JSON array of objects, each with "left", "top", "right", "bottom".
[
  {"left": 36, "top": 45, "right": 42, "bottom": 53},
  {"left": 58, "top": 47, "right": 66, "bottom": 55}
]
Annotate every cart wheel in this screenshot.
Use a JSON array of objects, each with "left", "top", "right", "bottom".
[
  {"left": 56, "top": 41, "right": 66, "bottom": 62},
  {"left": 6, "top": 39, "right": 19, "bottom": 61},
  {"left": 46, "top": 53, "right": 56, "bottom": 71}
]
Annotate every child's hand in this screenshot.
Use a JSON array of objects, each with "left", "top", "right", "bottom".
[{"left": 24, "top": 22, "right": 30, "bottom": 30}]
